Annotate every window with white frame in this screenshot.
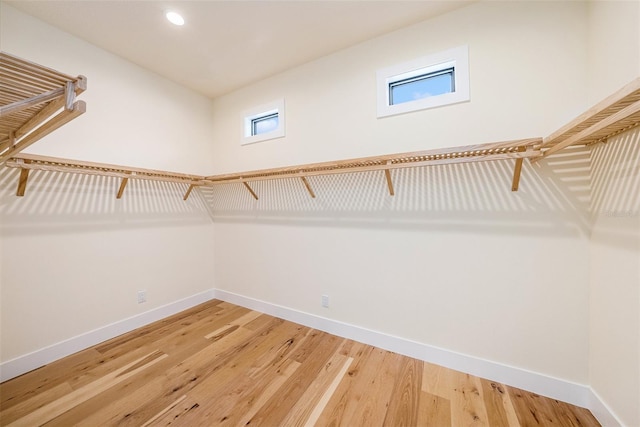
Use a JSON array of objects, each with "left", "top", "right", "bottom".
[
  {"left": 241, "top": 99, "right": 285, "bottom": 145},
  {"left": 376, "top": 45, "right": 469, "bottom": 118}
]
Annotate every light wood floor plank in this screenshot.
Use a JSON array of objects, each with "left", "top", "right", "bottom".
[
  {"left": 382, "top": 357, "right": 422, "bottom": 426},
  {"left": 346, "top": 350, "right": 405, "bottom": 427},
  {"left": 0, "top": 300, "right": 601, "bottom": 427},
  {"left": 280, "top": 342, "right": 353, "bottom": 426},
  {"left": 245, "top": 332, "right": 343, "bottom": 426},
  {"left": 93, "top": 301, "right": 227, "bottom": 355},
  {"left": 304, "top": 355, "right": 354, "bottom": 427},
  {"left": 132, "top": 317, "right": 289, "bottom": 425},
  {"left": 422, "top": 360, "right": 451, "bottom": 399},
  {"left": 6, "top": 350, "right": 167, "bottom": 427},
  {"left": 41, "top": 306, "right": 252, "bottom": 426},
  {"left": 163, "top": 319, "right": 308, "bottom": 426},
  {"left": 507, "top": 385, "right": 594, "bottom": 427},
  {"left": 207, "top": 359, "right": 301, "bottom": 427},
  {"left": 481, "top": 379, "right": 520, "bottom": 427},
  {"left": 0, "top": 382, "right": 74, "bottom": 425},
  {"left": 0, "top": 348, "right": 102, "bottom": 411},
  {"left": 313, "top": 343, "right": 379, "bottom": 426},
  {"left": 418, "top": 391, "right": 452, "bottom": 426},
  {"left": 144, "top": 395, "right": 202, "bottom": 427},
  {"left": 140, "top": 394, "right": 187, "bottom": 427}
]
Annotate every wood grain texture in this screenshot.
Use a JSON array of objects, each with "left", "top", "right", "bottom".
[
  {"left": 116, "top": 176, "right": 128, "bottom": 199},
  {"left": 384, "top": 168, "right": 395, "bottom": 196},
  {"left": 0, "top": 101, "right": 86, "bottom": 165},
  {"left": 301, "top": 176, "right": 316, "bottom": 198},
  {"left": 3, "top": 56, "right": 636, "bottom": 199},
  {"left": 15, "top": 168, "right": 28, "bottom": 197},
  {"left": 540, "top": 98, "right": 640, "bottom": 160},
  {"left": 0, "top": 52, "right": 86, "bottom": 164},
  {"left": 183, "top": 184, "right": 195, "bottom": 201},
  {"left": 242, "top": 181, "right": 259, "bottom": 200},
  {"left": 511, "top": 157, "right": 524, "bottom": 192},
  {"left": 206, "top": 138, "right": 542, "bottom": 184},
  {"left": 0, "top": 87, "right": 64, "bottom": 118},
  {"left": 541, "top": 77, "right": 640, "bottom": 149},
  {"left": 0, "top": 300, "right": 600, "bottom": 426},
  {"left": 5, "top": 153, "right": 207, "bottom": 186}
]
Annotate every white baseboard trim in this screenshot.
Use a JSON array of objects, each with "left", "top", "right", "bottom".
[
  {"left": 0, "top": 289, "right": 215, "bottom": 382},
  {"left": 588, "top": 388, "right": 624, "bottom": 426},
  {"left": 213, "top": 289, "right": 597, "bottom": 412},
  {"left": 1, "top": 288, "right": 622, "bottom": 427}
]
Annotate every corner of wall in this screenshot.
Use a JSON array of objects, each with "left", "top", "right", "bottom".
[{"left": 0, "top": 289, "right": 216, "bottom": 382}]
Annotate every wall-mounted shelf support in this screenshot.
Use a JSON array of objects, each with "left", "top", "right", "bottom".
[
  {"left": 2, "top": 53, "right": 637, "bottom": 205},
  {"left": 5, "top": 153, "right": 207, "bottom": 201},
  {"left": 183, "top": 185, "right": 195, "bottom": 201},
  {"left": 206, "top": 139, "right": 541, "bottom": 190},
  {"left": 242, "top": 181, "right": 259, "bottom": 200},
  {"left": 65, "top": 81, "right": 76, "bottom": 111},
  {"left": 511, "top": 158, "right": 524, "bottom": 192},
  {"left": 116, "top": 176, "right": 129, "bottom": 199},
  {"left": 384, "top": 162, "right": 395, "bottom": 196},
  {"left": 16, "top": 167, "right": 29, "bottom": 197},
  {"left": 5, "top": 140, "right": 541, "bottom": 201},
  {"left": 300, "top": 176, "right": 316, "bottom": 198},
  {"left": 511, "top": 146, "right": 528, "bottom": 192}
]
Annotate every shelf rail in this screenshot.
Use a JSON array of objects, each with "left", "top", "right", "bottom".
[{"left": 2, "top": 51, "right": 638, "bottom": 202}]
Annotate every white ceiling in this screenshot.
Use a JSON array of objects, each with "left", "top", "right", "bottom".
[{"left": 7, "top": 0, "right": 474, "bottom": 99}]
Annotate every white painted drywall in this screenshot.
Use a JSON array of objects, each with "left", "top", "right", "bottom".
[
  {"left": 1, "top": 2, "right": 639, "bottom": 423},
  {"left": 0, "top": 3, "right": 214, "bottom": 175},
  {"left": 0, "top": 4, "right": 216, "bottom": 362},
  {"left": 587, "top": 0, "right": 640, "bottom": 105},
  {"left": 208, "top": 1, "right": 594, "bottom": 385},
  {"left": 587, "top": 2, "right": 640, "bottom": 425},
  {"left": 589, "top": 129, "right": 640, "bottom": 427},
  {"left": 209, "top": 1, "right": 589, "bottom": 174}
]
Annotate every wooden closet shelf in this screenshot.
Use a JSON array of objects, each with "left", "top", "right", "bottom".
[
  {"left": 5, "top": 153, "right": 208, "bottom": 199},
  {"left": 6, "top": 153, "right": 208, "bottom": 185},
  {"left": 0, "top": 52, "right": 87, "bottom": 165},
  {"left": 537, "top": 77, "right": 640, "bottom": 160},
  {"left": 1, "top": 51, "right": 638, "bottom": 201},
  {"left": 0, "top": 124, "right": 630, "bottom": 200},
  {"left": 5, "top": 139, "right": 540, "bottom": 199},
  {"left": 205, "top": 138, "right": 540, "bottom": 185}
]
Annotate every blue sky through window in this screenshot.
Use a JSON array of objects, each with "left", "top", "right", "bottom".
[
  {"left": 390, "top": 70, "right": 454, "bottom": 105},
  {"left": 252, "top": 113, "right": 279, "bottom": 135}
]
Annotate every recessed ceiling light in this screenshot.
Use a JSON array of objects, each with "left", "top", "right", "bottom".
[{"left": 166, "top": 11, "right": 184, "bottom": 26}]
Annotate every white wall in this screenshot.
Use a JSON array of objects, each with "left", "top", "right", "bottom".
[
  {"left": 208, "top": 0, "right": 594, "bottom": 386},
  {"left": 210, "top": 1, "right": 589, "bottom": 173},
  {"left": 587, "top": 2, "right": 640, "bottom": 425},
  {"left": 2, "top": 2, "right": 639, "bottom": 423},
  {"left": 0, "top": 3, "right": 214, "bottom": 175},
  {"left": 589, "top": 129, "right": 640, "bottom": 427},
  {"left": 0, "top": 4, "right": 216, "bottom": 363},
  {"left": 587, "top": 0, "right": 640, "bottom": 104},
  {"left": 206, "top": 159, "right": 593, "bottom": 384}
]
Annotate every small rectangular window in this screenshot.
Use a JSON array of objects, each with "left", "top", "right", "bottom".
[
  {"left": 251, "top": 112, "right": 279, "bottom": 136},
  {"left": 389, "top": 67, "right": 454, "bottom": 105},
  {"left": 241, "top": 99, "right": 285, "bottom": 145},
  {"left": 377, "top": 45, "right": 469, "bottom": 118}
]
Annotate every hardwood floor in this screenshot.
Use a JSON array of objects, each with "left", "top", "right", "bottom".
[{"left": 0, "top": 300, "right": 599, "bottom": 426}]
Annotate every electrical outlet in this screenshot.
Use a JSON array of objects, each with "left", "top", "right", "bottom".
[
  {"left": 137, "top": 290, "right": 147, "bottom": 304},
  {"left": 321, "top": 294, "right": 329, "bottom": 308}
]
